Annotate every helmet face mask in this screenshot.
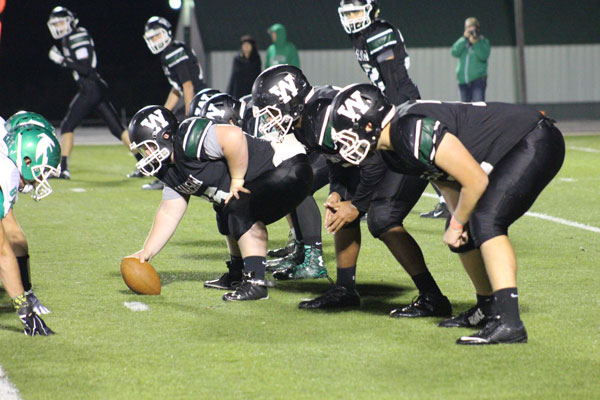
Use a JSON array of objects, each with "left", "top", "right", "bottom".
[
  {"left": 47, "top": 7, "right": 77, "bottom": 39},
  {"left": 128, "top": 105, "right": 178, "bottom": 177},
  {"left": 338, "top": 0, "right": 378, "bottom": 34},
  {"left": 252, "top": 105, "right": 294, "bottom": 142},
  {"left": 130, "top": 139, "right": 171, "bottom": 176},
  {"left": 251, "top": 65, "right": 311, "bottom": 143},
  {"left": 330, "top": 83, "right": 392, "bottom": 165},
  {"left": 30, "top": 164, "right": 60, "bottom": 201},
  {"left": 144, "top": 17, "right": 173, "bottom": 54}
]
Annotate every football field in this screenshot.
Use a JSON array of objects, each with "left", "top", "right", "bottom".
[{"left": 0, "top": 135, "right": 599, "bottom": 399}]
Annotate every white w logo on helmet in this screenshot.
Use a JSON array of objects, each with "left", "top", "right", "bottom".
[
  {"left": 337, "top": 90, "right": 371, "bottom": 122},
  {"left": 35, "top": 133, "right": 56, "bottom": 165},
  {"left": 206, "top": 103, "right": 226, "bottom": 120},
  {"left": 140, "top": 109, "right": 169, "bottom": 135},
  {"left": 268, "top": 74, "right": 298, "bottom": 104}
]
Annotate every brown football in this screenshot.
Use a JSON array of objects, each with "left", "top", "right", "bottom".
[{"left": 120, "top": 257, "right": 161, "bottom": 295}]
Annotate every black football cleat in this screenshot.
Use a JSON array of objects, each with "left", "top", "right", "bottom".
[
  {"left": 456, "top": 315, "right": 528, "bottom": 345},
  {"left": 389, "top": 293, "right": 452, "bottom": 318},
  {"left": 127, "top": 169, "right": 145, "bottom": 178},
  {"left": 420, "top": 202, "right": 450, "bottom": 219},
  {"left": 58, "top": 169, "right": 71, "bottom": 180},
  {"left": 438, "top": 304, "right": 489, "bottom": 328},
  {"left": 267, "top": 231, "right": 297, "bottom": 258},
  {"left": 298, "top": 285, "right": 360, "bottom": 309},
  {"left": 222, "top": 277, "right": 268, "bottom": 301},
  {"left": 204, "top": 273, "right": 242, "bottom": 290}
]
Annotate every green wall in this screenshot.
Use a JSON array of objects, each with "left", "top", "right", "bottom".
[{"left": 195, "top": 0, "right": 600, "bottom": 51}]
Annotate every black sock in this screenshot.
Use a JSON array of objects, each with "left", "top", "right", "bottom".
[
  {"left": 493, "top": 288, "right": 521, "bottom": 327},
  {"left": 243, "top": 256, "right": 266, "bottom": 281},
  {"left": 227, "top": 255, "right": 243, "bottom": 280},
  {"left": 476, "top": 294, "right": 494, "bottom": 314},
  {"left": 291, "top": 196, "right": 322, "bottom": 247},
  {"left": 17, "top": 255, "right": 31, "bottom": 292},
  {"left": 336, "top": 266, "right": 356, "bottom": 290},
  {"left": 61, "top": 156, "right": 69, "bottom": 171},
  {"left": 411, "top": 272, "right": 443, "bottom": 297}
]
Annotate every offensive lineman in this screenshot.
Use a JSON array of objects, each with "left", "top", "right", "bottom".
[
  {"left": 338, "top": 0, "right": 449, "bottom": 219},
  {"left": 330, "top": 84, "right": 565, "bottom": 344},
  {"left": 126, "top": 105, "right": 313, "bottom": 301},
  {"left": 252, "top": 66, "right": 451, "bottom": 315},
  {"left": 47, "top": 6, "right": 132, "bottom": 179}
]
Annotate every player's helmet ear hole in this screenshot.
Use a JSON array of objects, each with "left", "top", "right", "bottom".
[{"left": 24, "top": 157, "right": 32, "bottom": 167}]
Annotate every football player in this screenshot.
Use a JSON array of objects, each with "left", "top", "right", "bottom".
[
  {"left": 253, "top": 66, "right": 330, "bottom": 281},
  {"left": 142, "top": 16, "right": 208, "bottom": 190},
  {"left": 47, "top": 6, "right": 133, "bottom": 179},
  {"left": 126, "top": 105, "right": 313, "bottom": 301},
  {"left": 0, "top": 125, "right": 60, "bottom": 335},
  {"left": 2, "top": 113, "right": 57, "bottom": 314},
  {"left": 330, "top": 84, "right": 565, "bottom": 344},
  {"left": 252, "top": 66, "right": 451, "bottom": 315},
  {"left": 338, "top": 0, "right": 449, "bottom": 219}
]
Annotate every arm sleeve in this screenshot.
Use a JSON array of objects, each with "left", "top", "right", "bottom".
[
  {"left": 172, "top": 61, "right": 193, "bottom": 87},
  {"left": 451, "top": 37, "right": 468, "bottom": 58},
  {"left": 472, "top": 37, "right": 491, "bottom": 62},
  {"left": 350, "top": 154, "right": 387, "bottom": 213},
  {"left": 327, "top": 160, "right": 347, "bottom": 198}
]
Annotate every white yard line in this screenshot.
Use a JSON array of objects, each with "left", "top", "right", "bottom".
[
  {"left": 0, "top": 366, "right": 21, "bottom": 400},
  {"left": 567, "top": 146, "right": 600, "bottom": 153},
  {"left": 422, "top": 193, "right": 599, "bottom": 234},
  {"left": 124, "top": 302, "right": 150, "bottom": 312}
]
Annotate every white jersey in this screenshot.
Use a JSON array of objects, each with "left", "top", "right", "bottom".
[{"left": 0, "top": 153, "right": 20, "bottom": 218}]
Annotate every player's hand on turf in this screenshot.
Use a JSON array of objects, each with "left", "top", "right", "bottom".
[
  {"left": 128, "top": 249, "right": 153, "bottom": 263},
  {"left": 17, "top": 307, "right": 55, "bottom": 336},
  {"left": 48, "top": 45, "right": 65, "bottom": 66},
  {"left": 443, "top": 225, "right": 469, "bottom": 248},
  {"left": 325, "top": 200, "right": 359, "bottom": 234},
  {"left": 25, "top": 290, "right": 51, "bottom": 315},
  {"left": 226, "top": 178, "right": 250, "bottom": 204}
]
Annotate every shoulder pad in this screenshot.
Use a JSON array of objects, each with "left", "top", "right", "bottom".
[
  {"left": 366, "top": 20, "right": 398, "bottom": 55},
  {"left": 180, "top": 118, "right": 213, "bottom": 159},
  {"left": 68, "top": 27, "right": 91, "bottom": 48}
]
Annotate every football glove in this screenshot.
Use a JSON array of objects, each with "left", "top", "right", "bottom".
[
  {"left": 25, "top": 289, "right": 51, "bottom": 314},
  {"left": 48, "top": 45, "right": 65, "bottom": 66}
]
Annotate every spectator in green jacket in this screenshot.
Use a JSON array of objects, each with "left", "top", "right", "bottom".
[
  {"left": 265, "top": 23, "right": 300, "bottom": 69},
  {"left": 451, "top": 17, "right": 490, "bottom": 102}
]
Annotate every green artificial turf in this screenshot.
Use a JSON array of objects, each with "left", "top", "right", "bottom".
[{"left": 1, "top": 136, "right": 599, "bottom": 399}]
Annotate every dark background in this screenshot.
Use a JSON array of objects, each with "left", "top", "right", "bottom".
[{"left": 1, "top": 1, "right": 598, "bottom": 121}]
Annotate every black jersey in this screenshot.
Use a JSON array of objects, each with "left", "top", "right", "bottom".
[
  {"left": 160, "top": 41, "right": 206, "bottom": 94},
  {"left": 348, "top": 20, "right": 420, "bottom": 104},
  {"left": 386, "top": 101, "right": 545, "bottom": 181},
  {"left": 59, "top": 27, "right": 101, "bottom": 84},
  {"left": 160, "top": 118, "right": 276, "bottom": 205}
]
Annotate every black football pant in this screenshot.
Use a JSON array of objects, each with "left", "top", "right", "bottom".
[{"left": 60, "top": 78, "right": 125, "bottom": 139}]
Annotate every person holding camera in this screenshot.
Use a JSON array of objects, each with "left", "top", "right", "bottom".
[{"left": 451, "top": 17, "right": 490, "bottom": 102}]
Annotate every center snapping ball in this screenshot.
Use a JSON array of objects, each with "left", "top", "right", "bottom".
[{"left": 120, "top": 257, "right": 161, "bottom": 295}]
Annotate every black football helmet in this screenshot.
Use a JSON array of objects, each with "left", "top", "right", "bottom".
[
  {"left": 199, "top": 93, "right": 243, "bottom": 127},
  {"left": 338, "top": 0, "right": 379, "bottom": 34},
  {"left": 188, "top": 88, "right": 221, "bottom": 116},
  {"left": 330, "top": 83, "right": 392, "bottom": 165},
  {"left": 251, "top": 64, "right": 311, "bottom": 142},
  {"left": 144, "top": 16, "right": 173, "bottom": 54},
  {"left": 47, "top": 6, "right": 78, "bottom": 40},
  {"left": 128, "top": 105, "right": 179, "bottom": 176}
]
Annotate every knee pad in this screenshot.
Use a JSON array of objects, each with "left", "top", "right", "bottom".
[{"left": 367, "top": 200, "right": 401, "bottom": 238}]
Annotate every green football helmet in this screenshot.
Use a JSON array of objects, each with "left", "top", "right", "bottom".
[
  {"left": 6, "top": 126, "right": 61, "bottom": 201},
  {"left": 5, "top": 111, "right": 56, "bottom": 136}
]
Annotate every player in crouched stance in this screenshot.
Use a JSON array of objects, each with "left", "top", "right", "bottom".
[
  {"left": 0, "top": 126, "right": 60, "bottom": 335},
  {"left": 126, "top": 105, "right": 312, "bottom": 301},
  {"left": 329, "top": 84, "right": 565, "bottom": 344}
]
